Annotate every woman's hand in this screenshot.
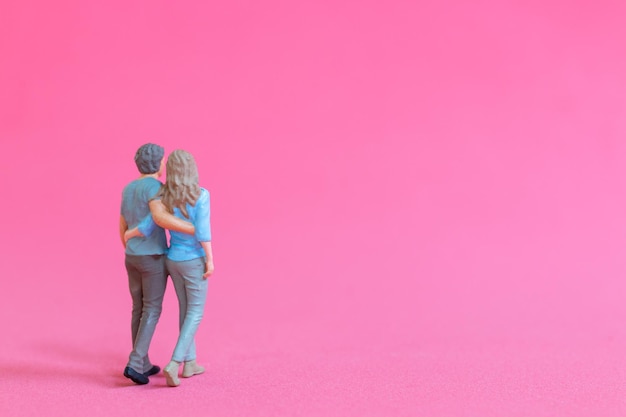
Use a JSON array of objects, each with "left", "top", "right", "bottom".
[
  {"left": 124, "top": 227, "right": 142, "bottom": 243},
  {"left": 203, "top": 260, "right": 214, "bottom": 278},
  {"left": 200, "top": 241, "right": 214, "bottom": 279}
]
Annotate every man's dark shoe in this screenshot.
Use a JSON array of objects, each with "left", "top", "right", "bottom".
[
  {"left": 124, "top": 366, "right": 149, "bottom": 385},
  {"left": 143, "top": 365, "right": 160, "bottom": 377}
]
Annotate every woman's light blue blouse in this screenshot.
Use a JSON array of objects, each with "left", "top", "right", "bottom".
[{"left": 138, "top": 188, "right": 211, "bottom": 262}]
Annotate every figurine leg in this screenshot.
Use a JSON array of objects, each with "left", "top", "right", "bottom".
[
  {"left": 125, "top": 256, "right": 144, "bottom": 353},
  {"left": 125, "top": 255, "right": 167, "bottom": 378},
  {"left": 171, "top": 270, "right": 197, "bottom": 362},
  {"left": 167, "top": 258, "right": 208, "bottom": 363}
]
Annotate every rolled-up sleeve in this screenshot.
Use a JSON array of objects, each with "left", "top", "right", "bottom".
[{"left": 194, "top": 189, "right": 211, "bottom": 242}]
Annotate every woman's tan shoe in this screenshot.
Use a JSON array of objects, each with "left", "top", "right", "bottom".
[
  {"left": 182, "top": 360, "right": 205, "bottom": 378},
  {"left": 163, "top": 361, "right": 181, "bottom": 387}
]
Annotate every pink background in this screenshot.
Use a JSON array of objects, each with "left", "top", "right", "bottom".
[{"left": 3, "top": 0, "right": 626, "bottom": 415}]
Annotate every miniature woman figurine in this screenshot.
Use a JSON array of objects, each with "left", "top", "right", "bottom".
[{"left": 159, "top": 149, "right": 214, "bottom": 387}]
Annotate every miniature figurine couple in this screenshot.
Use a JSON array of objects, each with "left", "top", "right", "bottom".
[{"left": 119, "top": 143, "right": 214, "bottom": 387}]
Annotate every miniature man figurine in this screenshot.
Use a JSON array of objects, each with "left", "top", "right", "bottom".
[{"left": 119, "top": 144, "right": 193, "bottom": 384}]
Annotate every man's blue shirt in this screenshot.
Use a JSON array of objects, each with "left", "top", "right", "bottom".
[{"left": 121, "top": 177, "right": 167, "bottom": 255}]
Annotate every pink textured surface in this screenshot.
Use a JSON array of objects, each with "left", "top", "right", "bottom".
[{"left": 3, "top": 0, "right": 626, "bottom": 415}]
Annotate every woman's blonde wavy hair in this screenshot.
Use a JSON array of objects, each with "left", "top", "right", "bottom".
[{"left": 158, "top": 149, "right": 201, "bottom": 218}]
